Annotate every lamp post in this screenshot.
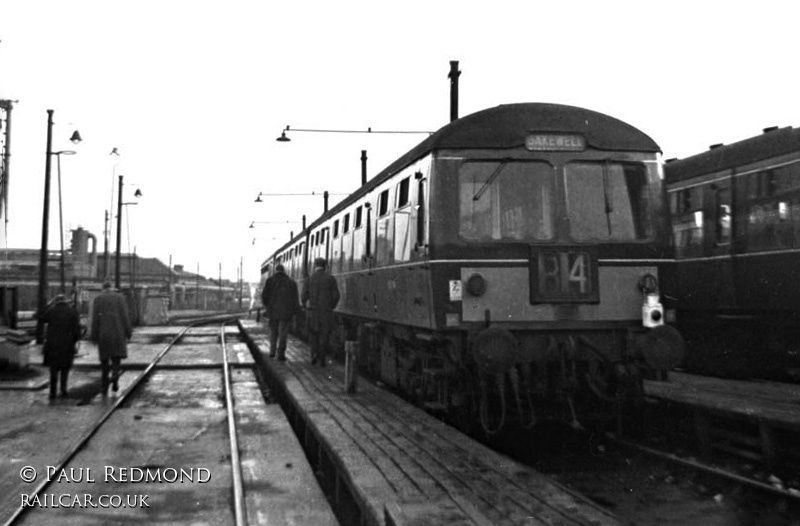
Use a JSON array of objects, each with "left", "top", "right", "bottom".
[
  {"left": 54, "top": 150, "right": 76, "bottom": 293},
  {"left": 104, "top": 147, "right": 121, "bottom": 282},
  {"left": 37, "top": 110, "right": 81, "bottom": 343},
  {"left": 114, "top": 174, "right": 142, "bottom": 289}
]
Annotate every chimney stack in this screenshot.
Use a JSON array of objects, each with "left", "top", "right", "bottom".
[
  {"left": 448, "top": 60, "right": 461, "bottom": 122},
  {"left": 361, "top": 150, "right": 368, "bottom": 186}
]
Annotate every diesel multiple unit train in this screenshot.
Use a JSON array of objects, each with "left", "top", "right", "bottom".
[
  {"left": 665, "top": 125, "right": 800, "bottom": 382},
  {"left": 260, "top": 103, "right": 685, "bottom": 434}
]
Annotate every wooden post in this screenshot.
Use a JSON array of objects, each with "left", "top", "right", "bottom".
[{"left": 345, "top": 341, "right": 359, "bottom": 393}]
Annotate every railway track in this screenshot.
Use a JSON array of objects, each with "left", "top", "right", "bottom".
[
  {"left": 605, "top": 433, "right": 800, "bottom": 503},
  {"left": 5, "top": 317, "right": 311, "bottom": 526}
]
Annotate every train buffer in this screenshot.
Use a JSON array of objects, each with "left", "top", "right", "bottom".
[{"left": 239, "top": 319, "right": 619, "bottom": 526}]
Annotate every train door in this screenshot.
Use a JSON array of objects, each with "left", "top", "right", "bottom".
[{"left": 706, "top": 180, "right": 735, "bottom": 309}]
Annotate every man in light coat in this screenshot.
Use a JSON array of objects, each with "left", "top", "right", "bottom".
[
  {"left": 91, "top": 282, "right": 132, "bottom": 395},
  {"left": 301, "top": 258, "right": 340, "bottom": 366}
]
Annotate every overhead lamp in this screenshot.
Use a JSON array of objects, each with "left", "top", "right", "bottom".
[
  {"left": 69, "top": 130, "right": 82, "bottom": 144},
  {"left": 276, "top": 131, "right": 290, "bottom": 142},
  {"left": 255, "top": 192, "right": 263, "bottom": 202},
  {"left": 134, "top": 188, "right": 142, "bottom": 197}
]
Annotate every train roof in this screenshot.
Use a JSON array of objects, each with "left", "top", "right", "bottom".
[
  {"left": 269, "top": 103, "right": 661, "bottom": 256},
  {"left": 664, "top": 126, "right": 800, "bottom": 183},
  {"left": 381, "top": 103, "right": 661, "bottom": 177}
]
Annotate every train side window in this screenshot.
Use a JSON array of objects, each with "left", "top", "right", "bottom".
[
  {"left": 397, "top": 177, "right": 410, "bottom": 208},
  {"left": 714, "top": 188, "right": 732, "bottom": 245},
  {"left": 355, "top": 206, "right": 363, "bottom": 228},
  {"left": 378, "top": 189, "right": 390, "bottom": 217},
  {"left": 678, "top": 189, "right": 693, "bottom": 213}
]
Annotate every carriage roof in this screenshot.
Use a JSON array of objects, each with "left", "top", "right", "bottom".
[{"left": 665, "top": 126, "right": 800, "bottom": 183}]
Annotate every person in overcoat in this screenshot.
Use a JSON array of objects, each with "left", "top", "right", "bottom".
[
  {"left": 261, "top": 264, "right": 300, "bottom": 361},
  {"left": 90, "top": 282, "right": 132, "bottom": 395},
  {"left": 301, "top": 257, "right": 340, "bottom": 366},
  {"left": 41, "top": 294, "right": 82, "bottom": 399}
]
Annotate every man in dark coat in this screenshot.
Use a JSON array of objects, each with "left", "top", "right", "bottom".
[
  {"left": 261, "top": 264, "right": 300, "bottom": 361},
  {"left": 301, "top": 257, "right": 340, "bottom": 366},
  {"left": 90, "top": 282, "right": 132, "bottom": 395},
  {"left": 41, "top": 294, "right": 82, "bottom": 399}
]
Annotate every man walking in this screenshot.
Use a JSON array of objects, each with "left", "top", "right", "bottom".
[
  {"left": 261, "top": 264, "right": 300, "bottom": 361},
  {"left": 302, "top": 258, "right": 340, "bottom": 367},
  {"left": 90, "top": 282, "right": 132, "bottom": 395},
  {"left": 40, "top": 294, "right": 82, "bottom": 399}
]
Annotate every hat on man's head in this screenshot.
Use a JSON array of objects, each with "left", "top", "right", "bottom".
[
  {"left": 54, "top": 294, "right": 67, "bottom": 303},
  {"left": 275, "top": 264, "right": 285, "bottom": 273},
  {"left": 314, "top": 257, "right": 327, "bottom": 269},
  {"left": 102, "top": 281, "right": 113, "bottom": 290}
]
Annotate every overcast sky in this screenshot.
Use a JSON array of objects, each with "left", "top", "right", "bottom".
[{"left": 2, "top": 0, "right": 798, "bottom": 282}]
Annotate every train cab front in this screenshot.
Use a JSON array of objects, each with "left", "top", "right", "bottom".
[{"left": 456, "top": 248, "right": 685, "bottom": 432}]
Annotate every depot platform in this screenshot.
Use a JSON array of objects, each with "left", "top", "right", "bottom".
[
  {"left": 645, "top": 372, "right": 800, "bottom": 468},
  {"left": 238, "top": 319, "right": 618, "bottom": 526}
]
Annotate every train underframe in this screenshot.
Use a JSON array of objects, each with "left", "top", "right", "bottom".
[{"left": 328, "top": 318, "right": 654, "bottom": 436}]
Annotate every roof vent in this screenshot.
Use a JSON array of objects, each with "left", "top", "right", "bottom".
[
  {"left": 709, "top": 143, "right": 724, "bottom": 150},
  {"left": 763, "top": 126, "right": 779, "bottom": 133}
]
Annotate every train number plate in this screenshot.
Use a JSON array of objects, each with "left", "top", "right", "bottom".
[{"left": 529, "top": 247, "right": 599, "bottom": 303}]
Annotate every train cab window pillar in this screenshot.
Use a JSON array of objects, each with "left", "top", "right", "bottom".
[
  {"left": 416, "top": 176, "right": 427, "bottom": 250},
  {"left": 365, "top": 202, "right": 373, "bottom": 258}
]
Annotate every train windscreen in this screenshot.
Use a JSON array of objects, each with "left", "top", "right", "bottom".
[
  {"left": 459, "top": 160, "right": 555, "bottom": 242},
  {"left": 565, "top": 162, "right": 653, "bottom": 241}
]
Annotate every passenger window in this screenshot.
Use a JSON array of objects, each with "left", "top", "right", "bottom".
[
  {"left": 343, "top": 213, "right": 350, "bottom": 233},
  {"left": 355, "top": 206, "right": 363, "bottom": 228},
  {"left": 397, "top": 177, "right": 410, "bottom": 208},
  {"left": 715, "top": 188, "right": 731, "bottom": 245},
  {"left": 378, "top": 190, "right": 390, "bottom": 217}
]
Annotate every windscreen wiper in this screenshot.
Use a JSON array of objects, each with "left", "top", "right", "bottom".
[{"left": 472, "top": 161, "right": 508, "bottom": 201}]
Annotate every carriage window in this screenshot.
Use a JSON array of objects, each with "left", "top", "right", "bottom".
[
  {"left": 565, "top": 162, "right": 652, "bottom": 241},
  {"left": 459, "top": 161, "right": 554, "bottom": 241},
  {"left": 355, "top": 206, "right": 363, "bottom": 228},
  {"left": 378, "top": 190, "right": 390, "bottom": 217},
  {"left": 397, "top": 177, "right": 410, "bottom": 207},
  {"left": 343, "top": 213, "right": 350, "bottom": 233},
  {"left": 715, "top": 188, "right": 731, "bottom": 245},
  {"left": 333, "top": 219, "right": 340, "bottom": 238}
]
